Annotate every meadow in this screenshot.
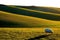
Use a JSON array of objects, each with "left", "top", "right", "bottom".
[
  {"left": 0, "top": 4, "right": 60, "bottom": 27},
  {"left": 0, "top": 28, "right": 59, "bottom": 40}
]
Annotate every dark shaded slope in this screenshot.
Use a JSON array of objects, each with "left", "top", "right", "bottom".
[
  {"left": 0, "top": 4, "right": 60, "bottom": 21},
  {"left": 16, "top": 6, "right": 60, "bottom": 14},
  {"left": 0, "top": 20, "right": 29, "bottom": 27}
]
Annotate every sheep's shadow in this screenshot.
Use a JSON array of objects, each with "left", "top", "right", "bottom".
[{"left": 28, "top": 34, "right": 56, "bottom": 40}]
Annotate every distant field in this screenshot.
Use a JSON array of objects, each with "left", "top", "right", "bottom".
[
  {"left": 0, "top": 28, "right": 60, "bottom": 40},
  {"left": 0, "top": 4, "right": 60, "bottom": 27}
]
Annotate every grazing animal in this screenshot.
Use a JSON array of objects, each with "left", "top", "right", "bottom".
[
  {"left": 45, "top": 28, "right": 53, "bottom": 33},
  {"left": 28, "top": 28, "right": 53, "bottom": 40}
]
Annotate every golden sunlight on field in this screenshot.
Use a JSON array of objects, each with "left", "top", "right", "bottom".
[
  {"left": 0, "top": 28, "right": 59, "bottom": 40},
  {"left": 0, "top": 4, "right": 60, "bottom": 27},
  {"left": 0, "top": 11, "right": 60, "bottom": 27}
]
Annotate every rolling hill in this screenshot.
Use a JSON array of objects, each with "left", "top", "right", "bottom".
[
  {"left": 15, "top": 6, "right": 60, "bottom": 14},
  {"left": 0, "top": 4, "right": 60, "bottom": 27}
]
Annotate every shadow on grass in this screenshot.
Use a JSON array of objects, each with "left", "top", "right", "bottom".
[
  {"left": 0, "top": 4, "right": 60, "bottom": 21},
  {"left": 0, "top": 20, "right": 29, "bottom": 27},
  {"left": 17, "top": 6, "right": 60, "bottom": 14}
]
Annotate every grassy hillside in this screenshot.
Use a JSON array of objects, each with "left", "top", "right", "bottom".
[
  {"left": 0, "top": 28, "right": 59, "bottom": 40},
  {"left": 0, "top": 11, "right": 60, "bottom": 27},
  {"left": 0, "top": 5, "right": 60, "bottom": 21},
  {"left": 16, "top": 6, "right": 60, "bottom": 14},
  {"left": 0, "top": 4, "right": 60, "bottom": 27}
]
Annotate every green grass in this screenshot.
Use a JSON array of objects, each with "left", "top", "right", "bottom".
[
  {"left": 0, "top": 11, "right": 60, "bottom": 27},
  {"left": 0, "top": 4, "right": 60, "bottom": 27},
  {"left": 15, "top": 6, "right": 60, "bottom": 14},
  {"left": 0, "top": 5, "right": 60, "bottom": 21}
]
